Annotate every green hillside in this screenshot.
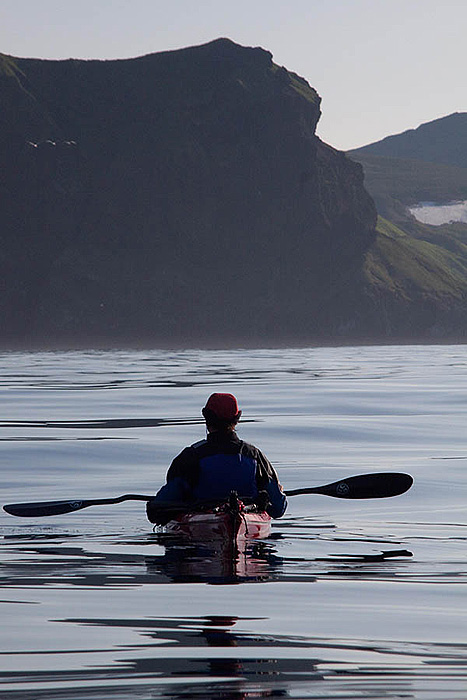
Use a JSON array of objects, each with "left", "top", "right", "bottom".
[
  {"left": 357, "top": 217, "right": 467, "bottom": 338},
  {"left": 365, "top": 218, "right": 467, "bottom": 297},
  {"left": 348, "top": 114, "right": 467, "bottom": 287}
]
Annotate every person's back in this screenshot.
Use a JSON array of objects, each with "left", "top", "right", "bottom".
[{"left": 146, "top": 393, "right": 287, "bottom": 524}]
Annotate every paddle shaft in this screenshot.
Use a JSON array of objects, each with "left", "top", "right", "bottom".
[{"left": 3, "top": 472, "right": 413, "bottom": 517}]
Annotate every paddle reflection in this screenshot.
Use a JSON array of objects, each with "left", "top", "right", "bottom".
[
  {"left": 56, "top": 614, "right": 321, "bottom": 698},
  {"left": 0, "top": 532, "right": 284, "bottom": 588},
  {"left": 1, "top": 526, "right": 415, "bottom": 589}
]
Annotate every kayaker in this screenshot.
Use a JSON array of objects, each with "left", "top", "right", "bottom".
[{"left": 146, "top": 392, "right": 287, "bottom": 524}]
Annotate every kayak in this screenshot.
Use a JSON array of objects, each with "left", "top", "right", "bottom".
[
  {"left": 166, "top": 509, "right": 271, "bottom": 542},
  {"left": 164, "top": 492, "right": 271, "bottom": 546}
]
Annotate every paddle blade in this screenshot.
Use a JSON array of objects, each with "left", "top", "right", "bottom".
[
  {"left": 3, "top": 494, "right": 153, "bottom": 518},
  {"left": 3, "top": 499, "right": 95, "bottom": 517},
  {"left": 286, "top": 472, "right": 413, "bottom": 499}
]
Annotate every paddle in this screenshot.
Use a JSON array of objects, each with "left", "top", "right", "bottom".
[
  {"left": 284, "top": 472, "right": 413, "bottom": 499},
  {"left": 3, "top": 472, "right": 412, "bottom": 518},
  {"left": 2, "top": 494, "right": 152, "bottom": 518}
]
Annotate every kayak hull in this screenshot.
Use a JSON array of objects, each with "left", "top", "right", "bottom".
[{"left": 165, "top": 509, "right": 271, "bottom": 543}]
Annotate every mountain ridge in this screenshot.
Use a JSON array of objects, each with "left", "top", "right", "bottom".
[
  {"left": 1, "top": 40, "right": 466, "bottom": 347},
  {"left": 349, "top": 112, "right": 467, "bottom": 169},
  {"left": 0, "top": 39, "right": 378, "bottom": 347}
]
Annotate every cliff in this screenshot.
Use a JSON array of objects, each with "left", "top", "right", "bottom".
[
  {"left": 2, "top": 40, "right": 465, "bottom": 348},
  {"left": 0, "top": 39, "right": 378, "bottom": 347}
]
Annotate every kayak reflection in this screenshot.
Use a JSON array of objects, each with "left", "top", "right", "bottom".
[
  {"left": 58, "top": 614, "right": 323, "bottom": 698},
  {"left": 1, "top": 527, "right": 411, "bottom": 589},
  {"left": 146, "top": 532, "right": 283, "bottom": 584},
  {"left": 0, "top": 530, "right": 285, "bottom": 588}
]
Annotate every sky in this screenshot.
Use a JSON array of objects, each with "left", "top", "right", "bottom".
[{"left": 1, "top": 0, "right": 465, "bottom": 151}]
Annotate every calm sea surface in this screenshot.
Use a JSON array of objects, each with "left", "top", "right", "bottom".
[{"left": 0, "top": 345, "right": 466, "bottom": 699}]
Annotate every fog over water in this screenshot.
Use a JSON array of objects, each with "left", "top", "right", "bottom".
[{"left": 1, "top": 345, "right": 466, "bottom": 699}]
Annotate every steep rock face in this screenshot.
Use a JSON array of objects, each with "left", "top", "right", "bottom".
[{"left": 0, "top": 39, "right": 376, "bottom": 347}]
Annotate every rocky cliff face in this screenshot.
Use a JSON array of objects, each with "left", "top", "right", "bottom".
[{"left": 2, "top": 39, "right": 377, "bottom": 347}]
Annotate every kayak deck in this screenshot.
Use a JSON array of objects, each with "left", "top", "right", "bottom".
[{"left": 164, "top": 492, "right": 271, "bottom": 544}]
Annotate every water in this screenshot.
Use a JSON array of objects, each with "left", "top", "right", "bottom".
[
  {"left": 1, "top": 345, "right": 466, "bottom": 699},
  {"left": 409, "top": 200, "right": 467, "bottom": 225}
]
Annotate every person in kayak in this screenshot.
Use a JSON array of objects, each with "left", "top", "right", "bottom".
[{"left": 146, "top": 392, "right": 287, "bottom": 524}]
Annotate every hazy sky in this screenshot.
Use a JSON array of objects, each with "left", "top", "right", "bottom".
[{"left": 1, "top": 0, "right": 465, "bottom": 150}]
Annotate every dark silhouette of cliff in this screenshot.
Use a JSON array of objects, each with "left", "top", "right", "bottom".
[
  {"left": 349, "top": 112, "right": 467, "bottom": 169},
  {"left": 1, "top": 40, "right": 465, "bottom": 347}
]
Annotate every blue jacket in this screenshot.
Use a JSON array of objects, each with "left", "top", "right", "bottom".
[{"left": 147, "top": 430, "right": 287, "bottom": 522}]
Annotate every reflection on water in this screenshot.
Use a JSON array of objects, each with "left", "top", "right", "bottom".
[
  {"left": 0, "top": 524, "right": 421, "bottom": 590},
  {"left": 2, "top": 517, "right": 464, "bottom": 697},
  {"left": 0, "top": 526, "right": 427, "bottom": 699},
  {"left": 45, "top": 615, "right": 323, "bottom": 698},
  {"left": 0, "top": 418, "right": 207, "bottom": 429},
  {"left": 0, "top": 536, "right": 281, "bottom": 588},
  {"left": 1, "top": 346, "right": 467, "bottom": 699},
  {"left": 1, "top": 603, "right": 466, "bottom": 699}
]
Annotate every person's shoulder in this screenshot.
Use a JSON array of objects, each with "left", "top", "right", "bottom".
[
  {"left": 240, "top": 439, "right": 274, "bottom": 472},
  {"left": 190, "top": 438, "right": 208, "bottom": 450},
  {"left": 168, "top": 440, "right": 204, "bottom": 477},
  {"left": 171, "top": 440, "right": 205, "bottom": 464},
  {"left": 174, "top": 439, "right": 207, "bottom": 456},
  {"left": 239, "top": 439, "right": 262, "bottom": 457}
]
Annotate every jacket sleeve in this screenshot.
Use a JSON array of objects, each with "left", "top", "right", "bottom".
[
  {"left": 255, "top": 449, "right": 288, "bottom": 519},
  {"left": 146, "top": 447, "right": 197, "bottom": 524},
  {"left": 146, "top": 478, "right": 190, "bottom": 524}
]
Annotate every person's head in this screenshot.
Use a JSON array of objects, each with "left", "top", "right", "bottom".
[{"left": 202, "top": 393, "right": 242, "bottom": 432}]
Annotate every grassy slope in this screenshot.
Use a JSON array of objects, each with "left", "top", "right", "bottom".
[
  {"left": 364, "top": 217, "right": 467, "bottom": 301},
  {"left": 348, "top": 148, "right": 467, "bottom": 296},
  {"left": 0, "top": 54, "right": 20, "bottom": 77}
]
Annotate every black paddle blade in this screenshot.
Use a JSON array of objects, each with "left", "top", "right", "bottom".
[
  {"left": 3, "top": 499, "right": 93, "bottom": 517},
  {"left": 3, "top": 494, "right": 152, "bottom": 518},
  {"left": 285, "top": 472, "right": 413, "bottom": 499}
]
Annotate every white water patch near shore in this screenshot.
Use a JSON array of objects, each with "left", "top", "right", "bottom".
[{"left": 409, "top": 199, "right": 467, "bottom": 225}]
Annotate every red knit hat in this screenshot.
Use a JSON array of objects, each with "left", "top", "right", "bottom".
[{"left": 203, "top": 393, "right": 241, "bottom": 421}]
